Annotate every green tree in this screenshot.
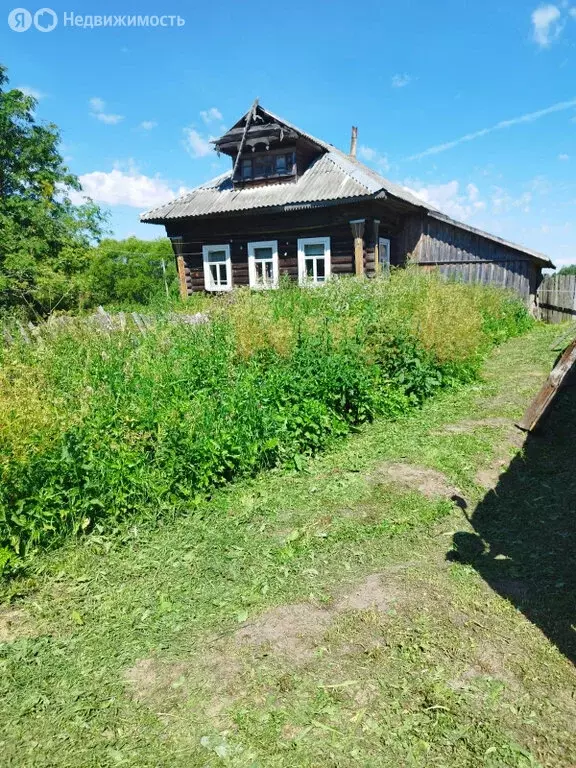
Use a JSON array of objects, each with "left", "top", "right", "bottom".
[
  {"left": 0, "top": 64, "right": 106, "bottom": 316},
  {"left": 87, "top": 236, "right": 177, "bottom": 306},
  {"left": 558, "top": 264, "right": 576, "bottom": 276}
]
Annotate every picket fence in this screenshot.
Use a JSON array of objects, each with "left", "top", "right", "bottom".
[
  {"left": 1, "top": 306, "right": 208, "bottom": 347},
  {"left": 537, "top": 275, "right": 576, "bottom": 324}
]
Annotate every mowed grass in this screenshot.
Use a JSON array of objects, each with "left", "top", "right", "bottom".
[{"left": 1, "top": 323, "right": 575, "bottom": 767}]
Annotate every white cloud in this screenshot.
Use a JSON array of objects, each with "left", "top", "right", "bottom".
[
  {"left": 527, "top": 175, "right": 552, "bottom": 194},
  {"left": 391, "top": 73, "right": 412, "bottom": 88},
  {"left": 403, "top": 179, "right": 486, "bottom": 221},
  {"left": 89, "top": 97, "right": 105, "bottom": 112},
  {"left": 490, "top": 186, "right": 534, "bottom": 214},
  {"left": 16, "top": 85, "right": 44, "bottom": 100},
  {"left": 200, "top": 107, "right": 223, "bottom": 124},
  {"left": 570, "top": 7, "right": 576, "bottom": 18},
  {"left": 408, "top": 97, "right": 576, "bottom": 160},
  {"left": 140, "top": 120, "right": 158, "bottom": 130},
  {"left": 184, "top": 127, "right": 213, "bottom": 158},
  {"left": 73, "top": 164, "right": 188, "bottom": 208},
  {"left": 89, "top": 97, "right": 124, "bottom": 125},
  {"left": 558, "top": 152, "right": 570, "bottom": 160},
  {"left": 531, "top": 4, "right": 563, "bottom": 46},
  {"left": 358, "top": 145, "right": 390, "bottom": 172},
  {"left": 94, "top": 112, "right": 124, "bottom": 125}
]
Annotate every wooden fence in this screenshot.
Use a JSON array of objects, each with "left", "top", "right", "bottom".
[
  {"left": 1, "top": 307, "right": 208, "bottom": 347},
  {"left": 537, "top": 275, "right": 576, "bottom": 324}
]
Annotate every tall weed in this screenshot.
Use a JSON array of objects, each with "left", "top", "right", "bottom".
[{"left": 0, "top": 270, "right": 533, "bottom": 573}]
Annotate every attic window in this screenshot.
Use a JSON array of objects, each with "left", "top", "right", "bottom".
[
  {"left": 241, "top": 159, "right": 252, "bottom": 180},
  {"left": 236, "top": 150, "right": 295, "bottom": 182}
]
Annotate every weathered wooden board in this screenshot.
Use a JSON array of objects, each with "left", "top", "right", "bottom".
[
  {"left": 1, "top": 311, "right": 209, "bottom": 347},
  {"left": 537, "top": 274, "right": 576, "bottom": 324},
  {"left": 516, "top": 337, "right": 576, "bottom": 432}
]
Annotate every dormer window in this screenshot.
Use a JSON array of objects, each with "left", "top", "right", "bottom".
[
  {"left": 213, "top": 104, "right": 326, "bottom": 188},
  {"left": 235, "top": 150, "right": 296, "bottom": 183},
  {"left": 241, "top": 159, "right": 252, "bottom": 180}
]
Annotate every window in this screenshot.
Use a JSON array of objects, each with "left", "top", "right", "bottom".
[
  {"left": 248, "top": 240, "right": 279, "bottom": 289},
  {"left": 202, "top": 244, "right": 232, "bottom": 291},
  {"left": 378, "top": 237, "right": 391, "bottom": 275},
  {"left": 236, "top": 151, "right": 295, "bottom": 181},
  {"left": 297, "top": 237, "right": 331, "bottom": 285},
  {"left": 241, "top": 159, "right": 252, "bottom": 180}
]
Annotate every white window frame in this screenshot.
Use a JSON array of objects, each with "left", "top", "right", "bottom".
[
  {"left": 297, "top": 236, "right": 331, "bottom": 286},
  {"left": 378, "top": 237, "right": 391, "bottom": 274},
  {"left": 202, "top": 244, "right": 232, "bottom": 292},
  {"left": 247, "top": 240, "right": 279, "bottom": 289}
]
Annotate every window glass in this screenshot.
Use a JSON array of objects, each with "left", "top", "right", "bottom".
[
  {"left": 304, "top": 243, "right": 325, "bottom": 258},
  {"left": 254, "top": 246, "right": 273, "bottom": 260},
  {"left": 238, "top": 151, "right": 295, "bottom": 180},
  {"left": 209, "top": 262, "right": 228, "bottom": 286},
  {"left": 207, "top": 249, "right": 227, "bottom": 262},
  {"left": 241, "top": 159, "right": 252, "bottom": 179},
  {"left": 254, "top": 156, "right": 274, "bottom": 177}
]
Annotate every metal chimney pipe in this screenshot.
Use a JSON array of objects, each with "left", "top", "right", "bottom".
[{"left": 350, "top": 126, "right": 358, "bottom": 158}]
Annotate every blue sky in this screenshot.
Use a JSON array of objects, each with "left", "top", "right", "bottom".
[{"left": 2, "top": 0, "right": 576, "bottom": 266}]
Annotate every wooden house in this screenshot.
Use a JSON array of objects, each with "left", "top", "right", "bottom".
[{"left": 141, "top": 104, "right": 554, "bottom": 303}]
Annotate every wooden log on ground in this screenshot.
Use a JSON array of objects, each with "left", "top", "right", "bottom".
[
  {"left": 96, "top": 305, "right": 114, "bottom": 331},
  {"left": 516, "top": 337, "right": 576, "bottom": 432}
]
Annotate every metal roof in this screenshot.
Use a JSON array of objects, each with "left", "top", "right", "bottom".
[
  {"left": 141, "top": 104, "right": 429, "bottom": 223},
  {"left": 142, "top": 152, "right": 393, "bottom": 222},
  {"left": 141, "top": 105, "right": 554, "bottom": 267}
]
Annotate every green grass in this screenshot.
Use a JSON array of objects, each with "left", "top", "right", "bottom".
[
  {"left": 1, "top": 323, "right": 574, "bottom": 767},
  {"left": 0, "top": 271, "right": 533, "bottom": 572}
]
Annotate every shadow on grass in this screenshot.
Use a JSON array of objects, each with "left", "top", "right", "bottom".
[{"left": 448, "top": 379, "right": 576, "bottom": 664}]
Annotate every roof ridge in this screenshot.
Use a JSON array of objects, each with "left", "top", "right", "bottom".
[{"left": 251, "top": 105, "right": 336, "bottom": 153}]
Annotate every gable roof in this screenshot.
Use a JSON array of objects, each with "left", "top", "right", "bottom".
[
  {"left": 140, "top": 149, "right": 428, "bottom": 222},
  {"left": 141, "top": 105, "right": 554, "bottom": 268}
]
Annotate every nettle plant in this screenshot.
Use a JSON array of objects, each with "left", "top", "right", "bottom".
[{"left": 0, "top": 272, "right": 533, "bottom": 573}]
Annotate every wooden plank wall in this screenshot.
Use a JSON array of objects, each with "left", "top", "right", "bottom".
[
  {"left": 425, "top": 260, "right": 534, "bottom": 296},
  {"left": 412, "top": 216, "right": 540, "bottom": 300},
  {"left": 537, "top": 274, "right": 576, "bottom": 323}
]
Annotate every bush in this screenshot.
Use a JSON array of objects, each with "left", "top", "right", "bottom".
[
  {"left": 86, "top": 236, "right": 177, "bottom": 307},
  {"left": 0, "top": 271, "right": 533, "bottom": 573}
]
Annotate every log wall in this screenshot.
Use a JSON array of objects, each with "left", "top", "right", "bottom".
[
  {"left": 164, "top": 201, "right": 546, "bottom": 303},
  {"left": 165, "top": 205, "right": 392, "bottom": 293}
]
